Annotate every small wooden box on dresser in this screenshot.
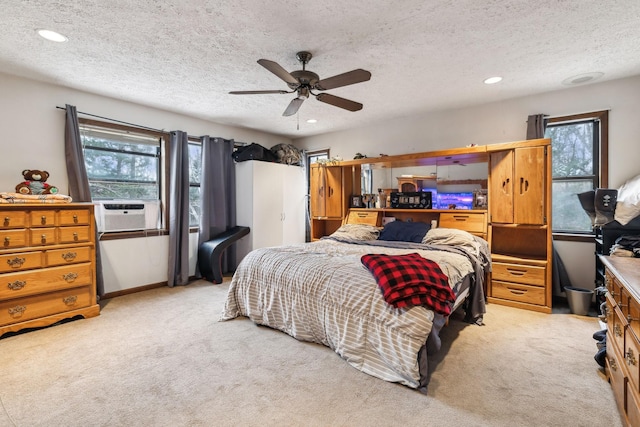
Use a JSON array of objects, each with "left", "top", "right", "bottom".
[
  {"left": 601, "top": 255, "right": 640, "bottom": 426},
  {"left": 0, "top": 203, "right": 100, "bottom": 337}
]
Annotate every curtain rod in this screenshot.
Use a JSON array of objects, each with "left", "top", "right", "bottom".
[{"left": 56, "top": 106, "right": 247, "bottom": 146}]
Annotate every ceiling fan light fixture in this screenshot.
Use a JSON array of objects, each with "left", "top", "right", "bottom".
[
  {"left": 483, "top": 76, "right": 502, "bottom": 85},
  {"left": 306, "top": 119, "right": 317, "bottom": 124},
  {"left": 37, "top": 29, "right": 68, "bottom": 42}
]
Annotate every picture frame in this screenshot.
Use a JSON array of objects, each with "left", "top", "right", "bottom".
[
  {"left": 350, "top": 195, "right": 363, "bottom": 208},
  {"left": 473, "top": 189, "right": 488, "bottom": 209}
]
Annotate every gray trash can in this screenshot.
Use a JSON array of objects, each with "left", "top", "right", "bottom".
[{"left": 565, "top": 286, "right": 594, "bottom": 316}]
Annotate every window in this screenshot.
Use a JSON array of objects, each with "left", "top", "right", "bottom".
[
  {"left": 188, "top": 141, "right": 202, "bottom": 227},
  {"left": 545, "top": 110, "right": 608, "bottom": 234},
  {"left": 80, "top": 120, "right": 164, "bottom": 200}
]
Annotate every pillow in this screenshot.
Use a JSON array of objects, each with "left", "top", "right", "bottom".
[
  {"left": 330, "top": 223, "right": 381, "bottom": 241},
  {"left": 378, "top": 221, "right": 431, "bottom": 243},
  {"left": 422, "top": 228, "right": 481, "bottom": 256}
]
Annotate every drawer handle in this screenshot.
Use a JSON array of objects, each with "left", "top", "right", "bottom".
[
  {"left": 626, "top": 348, "right": 637, "bottom": 366},
  {"left": 63, "top": 295, "right": 78, "bottom": 306},
  {"left": 609, "top": 357, "right": 618, "bottom": 371},
  {"left": 452, "top": 215, "right": 469, "bottom": 221},
  {"left": 507, "top": 288, "right": 527, "bottom": 296},
  {"left": 4, "top": 236, "right": 10, "bottom": 246},
  {"left": 7, "top": 256, "right": 26, "bottom": 268},
  {"left": 63, "top": 272, "right": 79, "bottom": 283},
  {"left": 41, "top": 215, "right": 47, "bottom": 225},
  {"left": 41, "top": 234, "right": 47, "bottom": 244},
  {"left": 614, "top": 324, "right": 622, "bottom": 337},
  {"left": 7, "top": 280, "right": 26, "bottom": 290},
  {"left": 506, "top": 268, "right": 527, "bottom": 277},
  {"left": 73, "top": 214, "right": 78, "bottom": 223},
  {"left": 3, "top": 216, "right": 9, "bottom": 226},
  {"left": 61, "top": 252, "right": 77, "bottom": 262},
  {"left": 8, "top": 305, "right": 26, "bottom": 317},
  {"left": 73, "top": 232, "right": 78, "bottom": 241}
]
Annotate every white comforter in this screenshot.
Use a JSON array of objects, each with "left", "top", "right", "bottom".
[{"left": 220, "top": 238, "right": 477, "bottom": 389}]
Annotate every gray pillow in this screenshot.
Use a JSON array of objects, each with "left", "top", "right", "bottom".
[{"left": 330, "top": 224, "right": 381, "bottom": 241}]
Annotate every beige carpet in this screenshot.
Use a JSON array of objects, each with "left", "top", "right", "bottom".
[{"left": 0, "top": 280, "right": 621, "bottom": 427}]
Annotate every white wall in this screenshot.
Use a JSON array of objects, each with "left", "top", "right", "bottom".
[
  {"left": 0, "top": 72, "right": 292, "bottom": 294},
  {"left": 294, "top": 75, "right": 640, "bottom": 292}
]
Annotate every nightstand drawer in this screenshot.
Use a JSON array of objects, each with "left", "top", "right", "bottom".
[
  {"left": 492, "top": 262, "right": 546, "bottom": 287},
  {"left": 0, "top": 263, "right": 92, "bottom": 299},
  {"left": 0, "top": 251, "right": 43, "bottom": 273},
  {"left": 439, "top": 212, "right": 485, "bottom": 233},
  {"left": 0, "top": 286, "right": 92, "bottom": 327},
  {"left": 491, "top": 280, "right": 546, "bottom": 305}
]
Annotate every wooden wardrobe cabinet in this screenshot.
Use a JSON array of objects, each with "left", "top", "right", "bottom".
[
  {"left": 0, "top": 204, "right": 100, "bottom": 337},
  {"left": 487, "top": 139, "right": 553, "bottom": 313},
  {"left": 310, "top": 164, "right": 355, "bottom": 240},
  {"left": 489, "top": 145, "right": 546, "bottom": 225},
  {"left": 310, "top": 165, "right": 344, "bottom": 219}
]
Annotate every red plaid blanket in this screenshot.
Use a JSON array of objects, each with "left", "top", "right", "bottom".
[{"left": 361, "top": 253, "right": 455, "bottom": 315}]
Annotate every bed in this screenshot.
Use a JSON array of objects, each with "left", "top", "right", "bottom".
[{"left": 220, "top": 218, "right": 490, "bottom": 392}]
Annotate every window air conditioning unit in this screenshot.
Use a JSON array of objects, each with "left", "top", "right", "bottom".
[{"left": 95, "top": 200, "right": 161, "bottom": 233}]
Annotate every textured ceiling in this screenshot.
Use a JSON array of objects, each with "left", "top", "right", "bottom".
[{"left": 2, "top": 1, "right": 640, "bottom": 139}]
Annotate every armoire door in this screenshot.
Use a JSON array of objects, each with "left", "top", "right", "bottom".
[
  {"left": 514, "top": 146, "right": 546, "bottom": 225},
  {"left": 489, "top": 150, "right": 514, "bottom": 224},
  {"left": 324, "top": 166, "right": 343, "bottom": 218}
]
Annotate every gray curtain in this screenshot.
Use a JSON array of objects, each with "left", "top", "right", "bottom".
[
  {"left": 526, "top": 114, "right": 547, "bottom": 139},
  {"left": 196, "top": 136, "right": 237, "bottom": 277},
  {"left": 168, "top": 131, "right": 190, "bottom": 287},
  {"left": 63, "top": 104, "right": 105, "bottom": 297},
  {"left": 526, "top": 113, "right": 574, "bottom": 294}
]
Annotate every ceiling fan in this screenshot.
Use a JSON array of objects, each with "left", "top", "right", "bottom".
[{"left": 229, "top": 51, "right": 371, "bottom": 117}]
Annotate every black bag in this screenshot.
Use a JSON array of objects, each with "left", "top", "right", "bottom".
[{"left": 232, "top": 143, "right": 278, "bottom": 163}]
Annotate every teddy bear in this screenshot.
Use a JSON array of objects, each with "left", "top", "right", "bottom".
[{"left": 15, "top": 169, "right": 59, "bottom": 195}]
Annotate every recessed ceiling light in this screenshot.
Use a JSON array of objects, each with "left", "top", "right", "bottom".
[
  {"left": 306, "top": 119, "right": 317, "bottom": 124},
  {"left": 37, "top": 29, "right": 68, "bottom": 43},
  {"left": 561, "top": 72, "right": 604, "bottom": 86},
  {"left": 483, "top": 76, "right": 503, "bottom": 85}
]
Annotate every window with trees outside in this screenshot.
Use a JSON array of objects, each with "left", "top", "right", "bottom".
[
  {"left": 188, "top": 141, "right": 202, "bottom": 227},
  {"left": 544, "top": 110, "right": 608, "bottom": 234}
]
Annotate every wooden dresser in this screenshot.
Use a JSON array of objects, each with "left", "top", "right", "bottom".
[
  {"left": 0, "top": 203, "right": 99, "bottom": 337},
  {"left": 601, "top": 255, "right": 640, "bottom": 426}
]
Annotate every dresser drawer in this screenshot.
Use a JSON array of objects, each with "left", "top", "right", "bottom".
[
  {"left": 0, "top": 251, "right": 43, "bottom": 273},
  {"left": 610, "top": 306, "right": 626, "bottom": 355},
  {"left": 1, "top": 211, "right": 27, "bottom": 229},
  {"left": 59, "top": 226, "right": 91, "bottom": 244},
  {"left": 606, "top": 343, "right": 625, "bottom": 416},
  {"left": 0, "top": 229, "right": 28, "bottom": 249},
  {"left": 491, "top": 280, "right": 546, "bottom": 305},
  {"left": 59, "top": 209, "right": 91, "bottom": 226},
  {"left": 29, "top": 228, "right": 57, "bottom": 246},
  {"left": 439, "top": 212, "right": 485, "bottom": 233},
  {"left": 492, "top": 262, "right": 546, "bottom": 287},
  {"left": 0, "top": 263, "right": 92, "bottom": 299},
  {"left": 626, "top": 328, "right": 640, "bottom": 393},
  {"left": 30, "top": 210, "right": 57, "bottom": 227},
  {"left": 0, "top": 286, "right": 92, "bottom": 327},
  {"left": 46, "top": 246, "right": 92, "bottom": 267}
]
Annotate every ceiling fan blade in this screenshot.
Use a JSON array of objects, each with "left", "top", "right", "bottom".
[
  {"left": 315, "top": 69, "right": 371, "bottom": 91},
  {"left": 283, "top": 97, "right": 305, "bottom": 116},
  {"left": 316, "top": 93, "right": 363, "bottom": 112},
  {"left": 229, "top": 90, "right": 289, "bottom": 95},
  {"left": 257, "top": 59, "right": 299, "bottom": 86}
]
